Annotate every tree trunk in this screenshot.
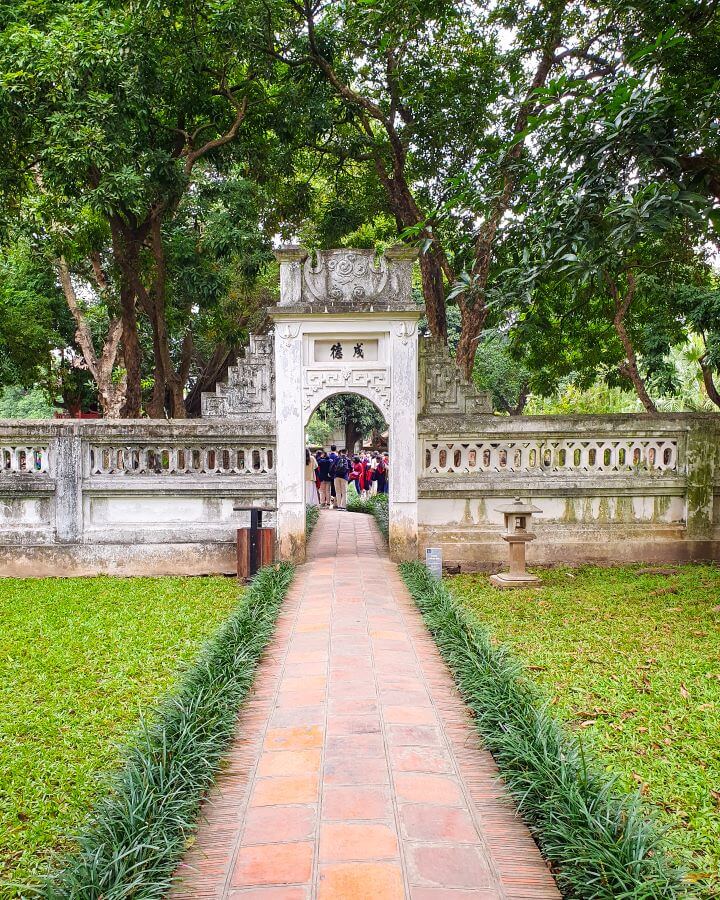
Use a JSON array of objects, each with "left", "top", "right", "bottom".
[
  {"left": 455, "top": 299, "right": 488, "bottom": 381},
  {"left": 56, "top": 257, "right": 127, "bottom": 418},
  {"left": 456, "top": 9, "right": 566, "bottom": 380},
  {"left": 119, "top": 291, "right": 142, "bottom": 417},
  {"left": 418, "top": 250, "right": 448, "bottom": 339},
  {"left": 109, "top": 222, "right": 144, "bottom": 417},
  {"left": 611, "top": 273, "right": 657, "bottom": 413},
  {"left": 184, "top": 342, "right": 237, "bottom": 416},
  {"left": 345, "top": 420, "right": 362, "bottom": 454},
  {"left": 700, "top": 357, "right": 720, "bottom": 409},
  {"left": 148, "top": 217, "right": 186, "bottom": 418},
  {"left": 509, "top": 382, "right": 530, "bottom": 415}
]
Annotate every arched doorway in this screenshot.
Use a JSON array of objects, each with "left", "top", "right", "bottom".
[
  {"left": 305, "top": 392, "right": 389, "bottom": 511},
  {"left": 306, "top": 392, "right": 388, "bottom": 456}
]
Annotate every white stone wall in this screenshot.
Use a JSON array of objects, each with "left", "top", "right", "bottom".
[
  {"left": 2, "top": 412, "right": 718, "bottom": 576},
  {"left": 0, "top": 420, "right": 276, "bottom": 577},
  {"left": 417, "top": 413, "right": 720, "bottom": 569}
]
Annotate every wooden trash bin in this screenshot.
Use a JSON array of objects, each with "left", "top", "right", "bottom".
[{"left": 235, "top": 506, "right": 275, "bottom": 579}]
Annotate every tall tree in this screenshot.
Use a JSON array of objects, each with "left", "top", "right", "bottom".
[
  {"left": 1, "top": 0, "right": 273, "bottom": 416},
  {"left": 274, "top": 0, "right": 503, "bottom": 340}
]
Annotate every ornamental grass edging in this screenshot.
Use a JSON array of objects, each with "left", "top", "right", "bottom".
[
  {"left": 399, "top": 561, "right": 692, "bottom": 900},
  {"left": 36, "top": 563, "right": 294, "bottom": 900},
  {"left": 305, "top": 503, "right": 320, "bottom": 538},
  {"left": 347, "top": 490, "right": 389, "bottom": 538}
]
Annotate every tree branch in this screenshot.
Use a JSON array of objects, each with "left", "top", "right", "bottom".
[
  {"left": 183, "top": 89, "right": 248, "bottom": 175},
  {"left": 56, "top": 257, "right": 100, "bottom": 380},
  {"left": 700, "top": 355, "right": 720, "bottom": 408}
]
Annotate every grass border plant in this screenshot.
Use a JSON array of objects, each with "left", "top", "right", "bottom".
[
  {"left": 347, "top": 489, "right": 389, "bottom": 538},
  {"left": 399, "top": 561, "right": 692, "bottom": 900},
  {"left": 36, "top": 563, "right": 294, "bottom": 900},
  {"left": 305, "top": 503, "right": 320, "bottom": 538}
]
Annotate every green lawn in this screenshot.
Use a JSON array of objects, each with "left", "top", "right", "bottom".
[
  {"left": 0, "top": 576, "right": 240, "bottom": 896},
  {"left": 451, "top": 565, "right": 720, "bottom": 896}
]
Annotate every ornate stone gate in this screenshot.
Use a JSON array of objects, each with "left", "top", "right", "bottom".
[
  {"left": 201, "top": 245, "right": 493, "bottom": 564},
  {"left": 3, "top": 248, "right": 714, "bottom": 577}
]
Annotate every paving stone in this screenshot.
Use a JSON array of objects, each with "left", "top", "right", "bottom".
[{"left": 231, "top": 842, "right": 313, "bottom": 887}]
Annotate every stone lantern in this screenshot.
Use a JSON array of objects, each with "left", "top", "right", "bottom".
[{"left": 490, "top": 497, "right": 542, "bottom": 589}]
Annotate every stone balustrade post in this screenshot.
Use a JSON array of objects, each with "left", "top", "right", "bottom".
[
  {"left": 685, "top": 418, "right": 719, "bottom": 539},
  {"left": 51, "top": 427, "right": 83, "bottom": 543},
  {"left": 275, "top": 246, "right": 308, "bottom": 307}
]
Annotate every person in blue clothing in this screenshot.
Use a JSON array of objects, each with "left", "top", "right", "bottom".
[
  {"left": 316, "top": 451, "right": 332, "bottom": 508},
  {"left": 327, "top": 445, "right": 338, "bottom": 505},
  {"left": 330, "top": 449, "right": 351, "bottom": 510}
]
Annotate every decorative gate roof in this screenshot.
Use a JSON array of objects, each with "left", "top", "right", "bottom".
[{"left": 274, "top": 246, "right": 419, "bottom": 311}]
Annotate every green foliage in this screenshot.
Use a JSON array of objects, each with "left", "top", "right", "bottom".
[
  {"left": 451, "top": 565, "right": 720, "bottom": 896},
  {"left": 308, "top": 394, "right": 387, "bottom": 449},
  {"left": 400, "top": 561, "right": 691, "bottom": 899},
  {"left": 0, "top": 576, "right": 242, "bottom": 895},
  {"left": 1, "top": 0, "right": 719, "bottom": 413},
  {"left": 472, "top": 332, "right": 533, "bottom": 413},
  {"left": 0, "top": 0, "right": 295, "bottom": 413},
  {"left": 347, "top": 489, "right": 388, "bottom": 539},
  {"left": 305, "top": 503, "right": 320, "bottom": 538},
  {"left": 0, "top": 385, "right": 56, "bottom": 419},
  {"left": 37, "top": 564, "right": 293, "bottom": 900},
  {"left": 306, "top": 412, "right": 334, "bottom": 447},
  {"left": 525, "top": 381, "right": 643, "bottom": 415},
  {"left": 0, "top": 242, "right": 69, "bottom": 391}
]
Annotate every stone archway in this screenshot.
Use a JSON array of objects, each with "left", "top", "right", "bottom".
[
  {"left": 304, "top": 390, "right": 388, "bottom": 451},
  {"left": 271, "top": 247, "right": 421, "bottom": 563}
]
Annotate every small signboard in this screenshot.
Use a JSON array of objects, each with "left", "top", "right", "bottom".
[
  {"left": 314, "top": 339, "right": 379, "bottom": 362},
  {"left": 425, "top": 547, "right": 443, "bottom": 579}
]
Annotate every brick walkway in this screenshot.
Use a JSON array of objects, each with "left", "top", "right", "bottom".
[{"left": 173, "top": 511, "right": 560, "bottom": 899}]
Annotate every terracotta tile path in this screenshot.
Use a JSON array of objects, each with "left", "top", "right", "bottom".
[{"left": 172, "top": 511, "right": 560, "bottom": 899}]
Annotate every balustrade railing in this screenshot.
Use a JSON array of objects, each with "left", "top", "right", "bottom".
[
  {"left": 87, "top": 443, "right": 275, "bottom": 476},
  {"left": 0, "top": 445, "right": 49, "bottom": 474},
  {"left": 423, "top": 437, "right": 680, "bottom": 476}
]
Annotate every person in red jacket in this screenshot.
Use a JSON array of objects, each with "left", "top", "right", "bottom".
[{"left": 350, "top": 456, "right": 364, "bottom": 498}]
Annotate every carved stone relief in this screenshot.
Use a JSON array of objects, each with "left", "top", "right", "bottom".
[
  {"left": 202, "top": 334, "right": 275, "bottom": 419},
  {"left": 274, "top": 247, "right": 419, "bottom": 309},
  {"left": 303, "top": 367, "right": 391, "bottom": 417},
  {"left": 419, "top": 337, "right": 492, "bottom": 415},
  {"left": 304, "top": 251, "right": 388, "bottom": 304}
]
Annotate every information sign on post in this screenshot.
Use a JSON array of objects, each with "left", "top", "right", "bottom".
[{"left": 425, "top": 547, "right": 443, "bottom": 579}]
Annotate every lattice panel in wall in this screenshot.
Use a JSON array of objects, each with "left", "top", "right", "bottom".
[
  {"left": 423, "top": 438, "right": 680, "bottom": 475},
  {"left": 88, "top": 445, "right": 275, "bottom": 476},
  {"left": 1, "top": 446, "right": 49, "bottom": 474}
]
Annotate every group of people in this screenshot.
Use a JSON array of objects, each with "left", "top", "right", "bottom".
[{"left": 305, "top": 445, "right": 389, "bottom": 510}]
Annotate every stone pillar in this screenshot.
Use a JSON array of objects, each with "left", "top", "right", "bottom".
[
  {"left": 274, "top": 322, "right": 306, "bottom": 562},
  {"left": 275, "top": 246, "right": 308, "bottom": 307},
  {"left": 389, "top": 317, "right": 420, "bottom": 561},
  {"left": 685, "top": 420, "right": 719, "bottom": 539},
  {"left": 52, "top": 427, "right": 83, "bottom": 543}
]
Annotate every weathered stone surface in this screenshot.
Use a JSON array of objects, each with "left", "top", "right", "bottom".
[
  {"left": 419, "top": 337, "right": 491, "bottom": 415},
  {"left": 271, "top": 246, "right": 422, "bottom": 564},
  {"left": 202, "top": 334, "right": 275, "bottom": 419},
  {"left": 273, "top": 247, "right": 420, "bottom": 313},
  {"left": 0, "top": 420, "right": 276, "bottom": 576},
  {"left": 2, "top": 249, "right": 719, "bottom": 576},
  {"left": 416, "top": 413, "right": 720, "bottom": 570},
  {"left": 0, "top": 542, "right": 237, "bottom": 578}
]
